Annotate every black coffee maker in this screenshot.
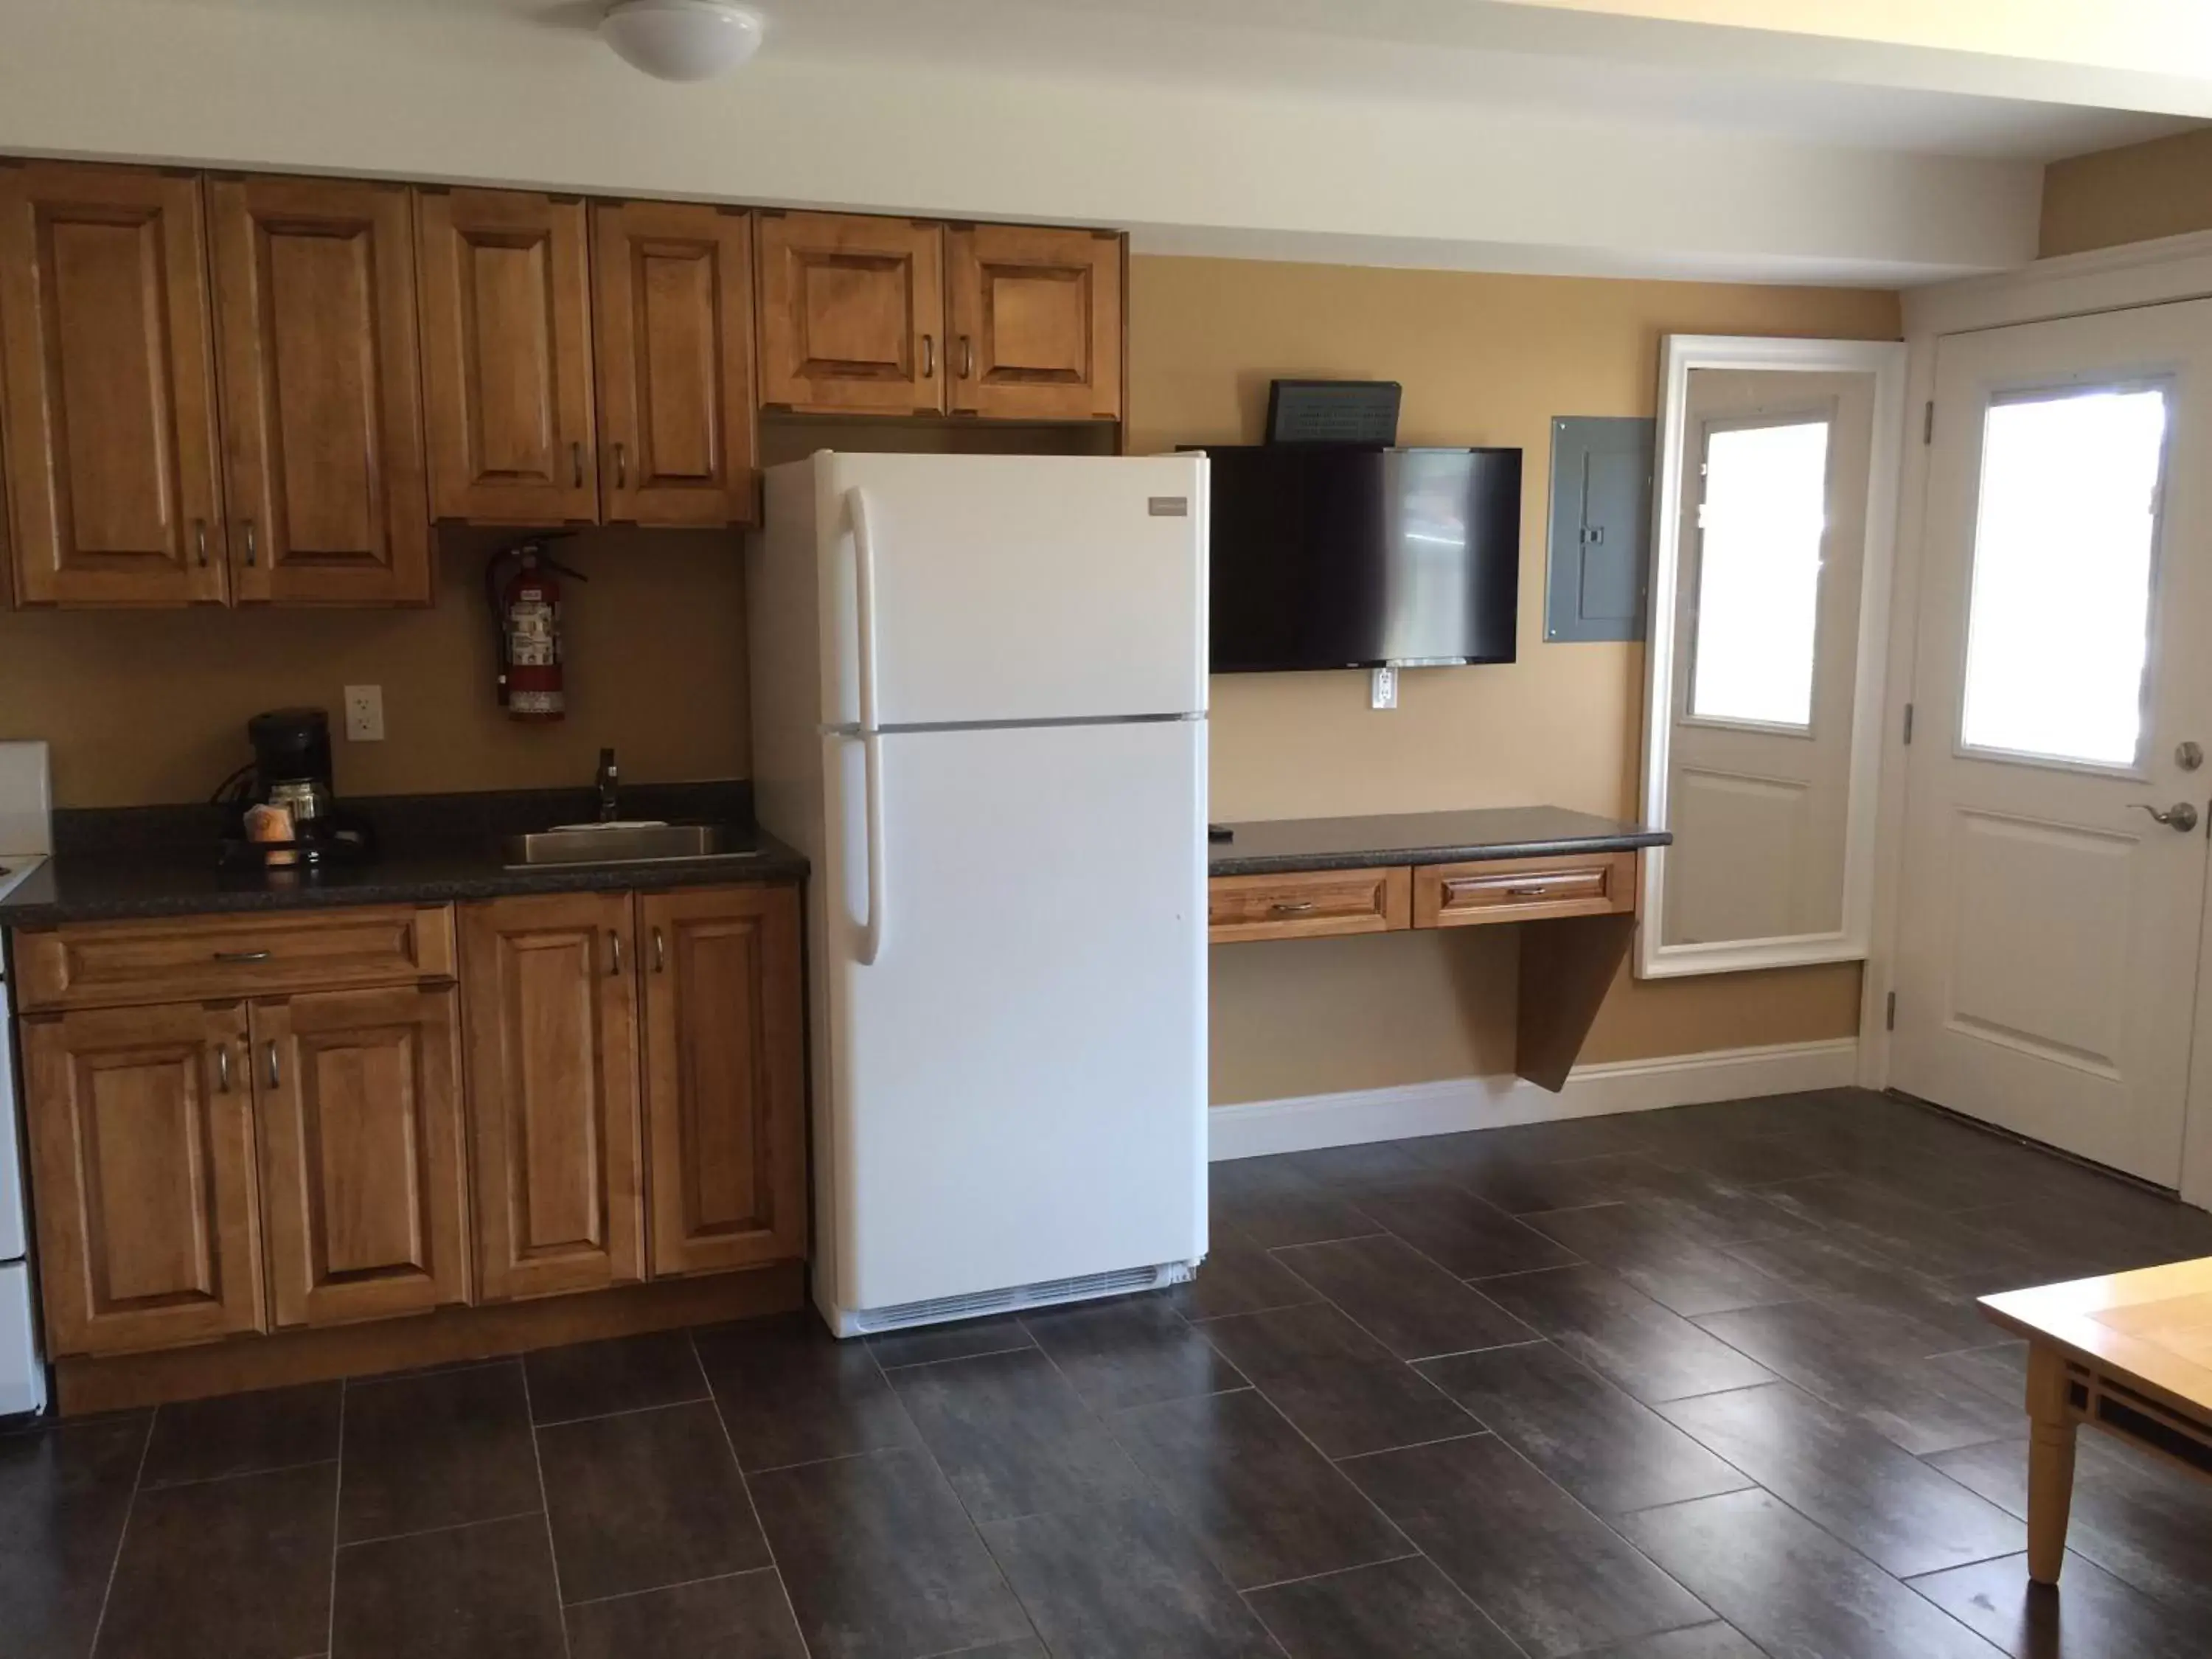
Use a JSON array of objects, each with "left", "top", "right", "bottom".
[{"left": 246, "top": 708, "right": 336, "bottom": 835}]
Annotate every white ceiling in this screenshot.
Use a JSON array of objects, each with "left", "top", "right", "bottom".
[
  {"left": 195, "top": 0, "right": 2202, "bottom": 161},
  {"left": 13, "top": 0, "right": 2208, "bottom": 283}
]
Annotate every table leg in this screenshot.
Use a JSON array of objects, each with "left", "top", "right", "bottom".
[{"left": 2025, "top": 1343, "right": 2077, "bottom": 1586}]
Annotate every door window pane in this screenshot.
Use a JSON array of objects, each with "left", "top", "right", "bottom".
[
  {"left": 1690, "top": 417, "right": 1831, "bottom": 727},
  {"left": 1960, "top": 386, "right": 2167, "bottom": 768}
]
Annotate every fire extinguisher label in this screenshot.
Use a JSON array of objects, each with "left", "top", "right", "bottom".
[
  {"left": 508, "top": 594, "right": 559, "bottom": 667},
  {"left": 511, "top": 686, "right": 564, "bottom": 716}
]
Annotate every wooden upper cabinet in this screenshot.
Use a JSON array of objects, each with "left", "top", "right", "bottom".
[
  {"left": 209, "top": 175, "right": 431, "bottom": 605},
  {"left": 948, "top": 224, "right": 1124, "bottom": 422},
  {"left": 21, "top": 1002, "right": 264, "bottom": 1357},
  {"left": 459, "top": 892, "right": 644, "bottom": 1301},
  {"left": 757, "top": 212, "right": 945, "bottom": 416},
  {"left": 417, "top": 188, "right": 598, "bottom": 525},
  {"left": 593, "top": 201, "right": 759, "bottom": 528},
  {"left": 255, "top": 987, "right": 470, "bottom": 1328},
  {"left": 0, "top": 162, "right": 228, "bottom": 607},
  {"left": 639, "top": 887, "right": 806, "bottom": 1279}
]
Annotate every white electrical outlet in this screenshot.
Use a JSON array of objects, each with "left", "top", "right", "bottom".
[
  {"left": 1370, "top": 666, "right": 1398, "bottom": 710},
  {"left": 343, "top": 684, "right": 386, "bottom": 742}
]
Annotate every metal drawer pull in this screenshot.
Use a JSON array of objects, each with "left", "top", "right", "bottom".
[
  {"left": 193, "top": 518, "right": 209, "bottom": 568},
  {"left": 1504, "top": 885, "right": 1559, "bottom": 897},
  {"left": 921, "top": 333, "right": 935, "bottom": 378},
  {"left": 243, "top": 519, "right": 257, "bottom": 568},
  {"left": 614, "top": 441, "right": 627, "bottom": 489},
  {"left": 267, "top": 1040, "right": 280, "bottom": 1089},
  {"left": 1269, "top": 900, "right": 1318, "bottom": 915},
  {"left": 960, "top": 335, "right": 975, "bottom": 379},
  {"left": 609, "top": 931, "right": 623, "bottom": 975},
  {"left": 213, "top": 950, "right": 273, "bottom": 963},
  {"left": 571, "top": 440, "right": 585, "bottom": 487},
  {"left": 217, "top": 1045, "right": 231, "bottom": 1093},
  {"left": 653, "top": 927, "right": 666, "bottom": 972}
]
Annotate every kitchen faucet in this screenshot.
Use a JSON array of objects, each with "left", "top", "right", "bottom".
[{"left": 595, "top": 748, "right": 619, "bottom": 823}]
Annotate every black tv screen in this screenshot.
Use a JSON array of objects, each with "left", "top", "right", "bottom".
[{"left": 1206, "top": 445, "right": 1522, "bottom": 672}]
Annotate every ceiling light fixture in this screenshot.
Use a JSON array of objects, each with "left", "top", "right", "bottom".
[{"left": 602, "top": 0, "right": 765, "bottom": 83}]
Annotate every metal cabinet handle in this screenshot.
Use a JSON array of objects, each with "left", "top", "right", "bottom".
[
  {"left": 213, "top": 950, "right": 272, "bottom": 963},
  {"left": 193, "top": 519, "right": 209, "bottom": 568},
  {"left": 652, "top": 926, "right": 666, "bottom": 972},
  {"left": 267, "top": 1040, "right": 280, "bottom": 1090},
  {"left": 609, "top": 930, "right": 623, "bottom": 976},
  {"left": 613, "top": 441, "right": 627, "bottom": 489},
  {"left": 921, "top": 333, "right": 935, "bottom": 379},
  {"left": 960, "top": 335, "right": 974, "bottom": 379},
  {"left": 243, "top": 518, "right": 257, "bottom": 568},
  {"left": 1269, "top": 900, "right": 1317, "bottom": 915},
  {"left": 1505, "top": 886, "right": 1555, "bottom": 897},
  {"left": 571, "top": 440, "right": 585, "bottom": 488},
  {"left": 217, "top": 1045, "right": 231, "bottom": 1093},
  {"left": 2130, "top": 801, "right": 2201, "bottom": 833}
]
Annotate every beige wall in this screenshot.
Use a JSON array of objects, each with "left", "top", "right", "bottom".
[
  {"left": 2041, "top": 128, "right": 2212, "bottom": 258},
  {"left": 0, "top": 528, "right": 750, "bottom": 807},
  {"left": 1123, "top": 254, "right": 1896, "bottom": 1100}
]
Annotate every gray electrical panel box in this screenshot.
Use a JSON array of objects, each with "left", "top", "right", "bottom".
[{"left": 1545, "top": 416, "right": 1655, "bottom": 642}]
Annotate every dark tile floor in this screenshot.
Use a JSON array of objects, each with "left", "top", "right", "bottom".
[{"left": 9, "top": 1088, "right": 2212, "bottom": 1658}]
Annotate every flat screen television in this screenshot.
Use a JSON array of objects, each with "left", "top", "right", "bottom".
[{"left": 1204, "top": 445, "right": 1522, "bottom": 672}]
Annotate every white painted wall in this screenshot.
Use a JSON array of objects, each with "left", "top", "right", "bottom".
[{"left": 0, "top": 0, "right": 2041, "bottom": 282}]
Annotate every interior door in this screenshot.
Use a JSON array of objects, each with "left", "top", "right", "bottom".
[
  {"left": 947, "top": 223, "right": 1123, "bottom": 422},
  {"left": 255, "top": 987, "right": 469, "bottom": 1327},
  {"left": 1665, "top": 371, "right": 1872, "bottom": 945},
  {"left": 209, "top": 174, "right": 432, "bottom": 604},
  {"left": 417, "top": 187, "right": 599, "bottom": 524},
  {"left": 0, "top": 161, "right": 228, "bottom": 606},
  {"left": 592, "top": 200, "right": 759, "bottom": 528},
  {"left": 1893, "top": 300, "right": 2212, "bottom": 1184}
]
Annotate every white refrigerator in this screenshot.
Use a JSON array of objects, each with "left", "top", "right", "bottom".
[{"left": 749, "top": 451, "right": 1209, "bottom": 1336}]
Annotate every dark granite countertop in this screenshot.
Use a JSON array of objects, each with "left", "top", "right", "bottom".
[
  {"left": 1208, "top": 807, "right": 1669, "bottom": 877},
  {"left": 0, "top": 781, "right": 807, "bottom": 928}
]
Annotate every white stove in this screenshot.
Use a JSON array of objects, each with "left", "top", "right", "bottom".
[{"left": 0, "top": 740, "right": 51, "bottom": 1418}]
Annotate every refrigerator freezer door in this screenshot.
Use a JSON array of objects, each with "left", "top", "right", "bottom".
[
  {"left": 0, "top": 975, "right": 20, "bottom": 1262},
  {"left": 821, "top": 717, "right": 1206, "bottom": 1318},
  {"left": 818, "top": 453, "right": 1208, "bottom": 728}
]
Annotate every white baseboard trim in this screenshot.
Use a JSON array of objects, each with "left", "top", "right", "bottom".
[{"left": 1208, "top": 1037, "right": 1861, "bottom": 1161}]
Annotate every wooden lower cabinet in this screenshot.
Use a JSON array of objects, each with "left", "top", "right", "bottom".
[
  {"left": 459, "top": 892, "right": 646, "bottom": 1301},
  {"left": 22, "top": 1003, "right": 265, "bottom": 1357},
  {"left": 641, "top": 887, "right": 807, "bottom": 1277},
  {"left": 256, "top": 987, "right": 470, "bottom": 1327}
]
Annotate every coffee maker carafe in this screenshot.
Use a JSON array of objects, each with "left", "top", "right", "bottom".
[{"left": 247, "top": 708, "right": 336, "bottom": 835}]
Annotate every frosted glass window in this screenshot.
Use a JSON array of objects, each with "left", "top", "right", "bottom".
[
  {"left": 1960, "top": 387, "right": 2167, "bottom": 768},
  {"left": 1690, "top": 418, "right": 1831, "bottom": 728}
]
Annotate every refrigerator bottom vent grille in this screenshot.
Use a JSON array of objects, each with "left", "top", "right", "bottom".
[{"left": 852, "top": 1260, "right": 1197, "bottom": 1335}]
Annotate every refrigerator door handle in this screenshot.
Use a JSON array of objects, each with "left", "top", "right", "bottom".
[
  {"left": 847, "top": 485, "right": 887, "bottom": 965},
  {"left": 858, "top": 730, "right": 887, "bottom": 965},
  {"left": 846, "top": 486, "right": 882, "bottom": 734}
]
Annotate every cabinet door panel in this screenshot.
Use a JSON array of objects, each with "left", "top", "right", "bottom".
[
  {"left": 949, "top": 224, "right": 1123, "bottom": 422},
  {"left": 757, "top": 212, "right": 944, "bottom": 415},
  {"left": 460, "top": 893, "right": 642, "bottom": 1301},
  {"left": 211, "top": 175, "right": 431, "bottom": 605},
  {"left": 417, "top": 188, "right": 598, "bottom": 524},
  {"left": 257, "top": 987, "right": 468, "bottom": 1327},
  {"left": 594, "top": 201, "right": 758, "bottom": 527},
  {"left": 0, "top": 162, "right": 226, "bottom": 606},
  {"left": 641, "top": 887, "right": 807, "bottom": 1277},
  {"left": 22, "top": 1004, "right": 262, "bottom": 1356}
]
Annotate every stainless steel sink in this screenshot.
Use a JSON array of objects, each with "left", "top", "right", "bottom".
[{"left": 501, "top": 823, "right": 759, "bottom": 868}]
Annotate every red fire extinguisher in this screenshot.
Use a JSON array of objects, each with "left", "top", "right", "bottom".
[{"left": 485, "top": 538, "right": 588, "bottom": 722}]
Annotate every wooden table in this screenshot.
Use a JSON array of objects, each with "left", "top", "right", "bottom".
[{"left": 1980, "top": 1258, "right": 2212, "bottom": 1585}]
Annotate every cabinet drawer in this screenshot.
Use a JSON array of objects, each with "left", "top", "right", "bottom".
[
  {"left": 15, "top": 905, "right": 458, "bottom": 1012},
  {"left": 1413, "top": 852, "right": 1638, "bottom": 928},
  {"left": 1209, "top": 867, "right": 1412, "bottom": 943}
]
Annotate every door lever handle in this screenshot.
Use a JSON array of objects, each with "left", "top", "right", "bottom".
[{"left": 2129, "top": 801, "right": 2200, "bottom": 833}]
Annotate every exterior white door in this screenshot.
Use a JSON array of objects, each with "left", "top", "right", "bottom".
[{"left": 1893, "top": 300, "right": 2212, "bottom": 1185}]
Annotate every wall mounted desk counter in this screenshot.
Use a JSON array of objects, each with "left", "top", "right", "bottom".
[{"left": 1208, "top": 808, "right": 1669, "bottom": 1091}]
